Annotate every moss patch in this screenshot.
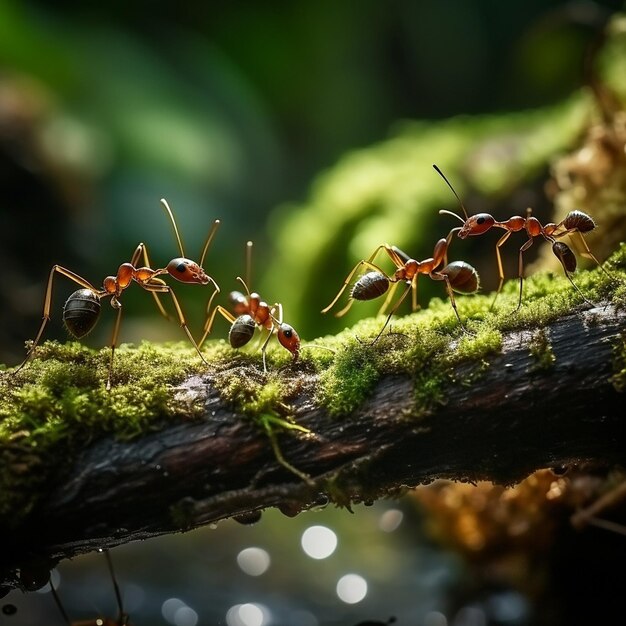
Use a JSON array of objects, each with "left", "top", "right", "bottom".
[
  {"left": 1, "top": 244, "right": 624, "bottom": 527},
  {"left": 0, "top": 340, "right": 208, "bottom": 528},
  {"left": 310, "top": 243, "right": 625, "bottom": 417}
]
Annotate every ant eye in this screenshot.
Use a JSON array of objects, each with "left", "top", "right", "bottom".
[
  {"left": 283, "top": 329, "right": 292, "bottom": 338},
  {"left": 477, "top": 216, "right": 485, "bottom": 225},
  {"left": 176, "top": 262, "right": 186, "bottom": 273}
]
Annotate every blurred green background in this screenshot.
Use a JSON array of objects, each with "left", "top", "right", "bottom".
[
  {"left": 1, "top": 0, "right": 623, "bottom": 364},
  {"left": 2, "top": 1, "right": 626, "bottom": 625}
]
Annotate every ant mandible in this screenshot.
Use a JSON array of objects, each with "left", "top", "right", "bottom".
[
  {"left": 321, "top": 238, "right": 479, "bottom": 343},
  {"left": 50, "top": 549, "right": 129, "bottom": 626},
  {"left": 14, "top": 199, "right": 220, "bottom": 388},
  {"left": 434, "top": 163, "right": 610, "bottom": 309},
  {"left": 199, "top": 241, "right": 300, "bottom": 372}
]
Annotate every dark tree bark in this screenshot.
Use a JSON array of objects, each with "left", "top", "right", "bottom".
[{"left": 2, "top": 304, "right": 625, "bottom": 590}]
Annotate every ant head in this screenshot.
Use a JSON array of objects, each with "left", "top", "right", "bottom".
[
  {"left": 166, "top": 258, "right": 210, "bottom": 284},
  {"left": 229, "top": 314, "right": 256, "bottom": 348},
  {"left": 229, "top": 290, "right": 249, "bottom": 315},
  {"left": 459, "top": 213, "right": 495, "bottom": 238},
  {"left": 277, "top": 323, "right": 301, "bottom": 360}
]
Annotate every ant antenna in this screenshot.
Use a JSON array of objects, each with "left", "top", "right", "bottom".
[
  {"left": 245, "top": 240, "right": 253, "bottom": 288},
  {"left": 433, "top": 164, "right": 469, "bottom": 220},
  {"left": 199, "top": 219, "right": 221, "bottom": 269},
  {"left": 236, "top": 276, "right": 252, "bottom": 297},
  {"left": 160, "top": 198, "right": 186, "bottom": 258}
]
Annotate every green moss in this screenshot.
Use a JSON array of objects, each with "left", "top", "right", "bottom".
[
  {"left": 0, "top": 340, "right": 209, "bottom": 527},
  {"left": 1, "top": 245, "right": 624, "bottom": 525},
  {"left": 611, "top": 332, "right": 626, "bottom": 393},
  {"left": 312, "top": 244, "right": 625, "bottom": 418},
  {"left": 528, "top": 328, "right": 556, "bottom": 371}
]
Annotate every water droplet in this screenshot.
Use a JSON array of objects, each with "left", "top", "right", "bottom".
[{"left": 233, "top": 511, "right": 262, "bottom": 525}]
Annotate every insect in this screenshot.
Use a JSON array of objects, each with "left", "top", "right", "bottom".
[
  {"left": 13, "top": 199, "right": 220, "bottom": 388},
  {"left": 199, "top": 241, "right": 300, "bottom": 372},
  {"left": 321, "top": 238, "right": 479, "bottom": 343},
  {"left": 434, "top": 164, "right": 610, "bottom": 309},
  {"left": 50, "top": 550, "right": 129, "bottom": 626}
]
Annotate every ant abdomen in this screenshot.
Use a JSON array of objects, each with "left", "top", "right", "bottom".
[
  {"left": 351, "top": 271, "right": 390, "bottom": 301},
  {"left": 440, "top": 261, "right": 480, "bottom": 294},
  {"left": 563, "top": 210, "right": 596, "bottom": 233},
  {"left": 229, "top": 314, "right": 256, "bottom": 348},
  {"left": 62, "top": 289, "right": 101, "bottom": 338},
  {"left": 552, "top": 241, "right": 577, "bottom": 272}
]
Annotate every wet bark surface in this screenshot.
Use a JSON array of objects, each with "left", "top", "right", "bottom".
[{"left": 2, "top": 305, "right": 625, "bottom": 590}]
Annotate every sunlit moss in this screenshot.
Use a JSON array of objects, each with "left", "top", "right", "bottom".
[
  {"left": 0, "top": 340, "right": 209, "bottom": 527},
  {"left": 528, "top": 329, "right": 556, "bottom": 371},
  {"left": 313, "top": 244, "right": 624, "bottom": 417},
  {"left": 1, "top": 246, "right": 624, "bottom": 526},
  {"left": 610, "top": 332, "right": 626, "bottom": 393}
]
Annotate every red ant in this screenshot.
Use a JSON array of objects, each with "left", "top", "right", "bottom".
[
  {"left": 13, "top": 199, "right": 220, "bottom": 388},
  {"left": 321, "top": 238, "right": 479, "bottom": 343},
  {"left": 199, "top": 241, "right": 300, "bottom": 372},
  {"left": 434, "top": 164, "right": 610, "bottom": 309},
  {"left": 49, "top": 550, "right": 129, "bottom": 626}
]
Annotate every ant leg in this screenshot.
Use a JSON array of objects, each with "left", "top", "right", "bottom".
[
  {"left": 321, "top": 244, "right": 397, "bottom": 314},
  {"left": 443, "top": 227, "right": 462, "bottom": 265},
  {"left": 104, "top": 549, "right": 127, "bottom": 625},
  {"left": 377, "top": 280, "right": 401, "bottom": 316},
  {"left": 198, "top": 305, "right": 236, "bottom": 348},
  {"left": 490, "top": 230, "right": 513, "bottom": 310},
  {"left": 411, "top": 275, "right": 420, "bottom": 312},
  {"left": 430, "top": 272, "right": 468, "bottom": 332},
  {"left": 106, "top": 301, "right": 123, "bottom": 390},
  {"left": 369, "top": 282, "right": 412, "bottom": 345},
  {"left": 516, "top": 237, "right": 534, "bottom": 311},
  {"left": 132, "top": 242, "right": 173, "bottom": 322},
  {"left": 550, "top": 239, "right": 596, "bottom": 307},
  {"left": 14, "top": 266, "right": 100, "bottom": 374},
  {"left": 143, "top": 283, "right": 208, "bottom": 365},
  {"left": 260, "top": 325, "right": 275, "bottom": 373},
  {"left": 49, "top": 579, "right": 72, "bottom": 626},
  {"left": 564, "top": 230, "right": 613, "bottom": 280}
]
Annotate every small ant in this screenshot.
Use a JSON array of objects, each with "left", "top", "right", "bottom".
[
  {"left": 13, "top": 199, "right": 220, "bottom": 388},
  {"left": 50, "top": 550, "right": 129, "bottom": 626},
  {"left": 321, "top": 238, "right": 479, "bottom": 343},
  {"left": 199, "top": 241, "right": 300, "bottom": 372},
  {"left": 434, "top": 164, "right": 610, "bottom": 309}
]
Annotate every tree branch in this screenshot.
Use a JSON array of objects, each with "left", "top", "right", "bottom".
[{"left": 2, "top": 300, "right": 625, "bottom": 590}]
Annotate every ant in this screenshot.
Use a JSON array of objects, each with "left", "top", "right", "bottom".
[
  {"left": 13, "top": 199, "right": 220, "bottom": 388},
  {"left": 434, "top": 164, "right": 610, "bottom": 309},
  {"left": 321, "top": 238, "right": 479, "bottom": 343},
  {"left": 199, "top": 241, "right": 300, "bottom": 372},
  {"left": 49, "top": 550, "right": 129, "bottom": 626}
]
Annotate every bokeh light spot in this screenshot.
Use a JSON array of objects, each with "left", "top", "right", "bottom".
[
  {"left": 336, "top": 574, "right": 368, "bottom": 604},
  {"left": 174, "top": 605, "right": 199, "bottom": 626},
  {"left": 378, "top": 508, "right": 404, "bottom": 532},
  {"left": 237, "top": 547, "right": 271, "bottom": 576},
  {"left": 301, "top": 525, "right": 338, "bottom": 559},
  {"left": 226, "top": 603, "right": 269, "bottom": 626}
]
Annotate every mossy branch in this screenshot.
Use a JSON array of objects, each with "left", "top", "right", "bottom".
[{"left": 1, "top": 247, "right": 626, "bottom": 590}]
